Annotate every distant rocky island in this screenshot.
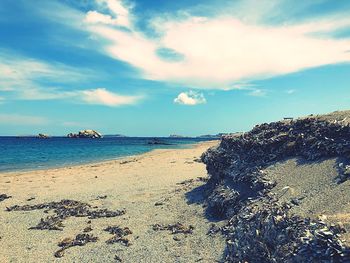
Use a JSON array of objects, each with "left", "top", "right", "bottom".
[
  {"left": 67, "top": 130, "right": 103, "bottom": 139},
  {"left": 196, "top": 133, "right": 230, "bottom": 139},
  {"left": 37, "top": 133, "right": 50, "bottom": 139}
]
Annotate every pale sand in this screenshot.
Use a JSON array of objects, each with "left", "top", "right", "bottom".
[
  {"left": 265, "top": 157, "right": 350, "bottom": 243},
  {"left": 0, "top": 141, "right": 225, "bottom": 263}
]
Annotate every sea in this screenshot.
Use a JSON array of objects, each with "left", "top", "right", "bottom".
[{"left": 0, "top": 136, "right": 215, "bottom": 172}]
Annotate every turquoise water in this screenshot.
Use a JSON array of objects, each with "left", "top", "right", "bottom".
[{"left": 0, "top": 137, "right": 213, "bottom": 172}]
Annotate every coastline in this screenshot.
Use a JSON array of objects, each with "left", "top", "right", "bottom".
[
  {"left": 0, "top": 140, "right": 225, "bottom": 262},
  {"left": 0, "top": 140, "right": 215, "bottom": 175}
]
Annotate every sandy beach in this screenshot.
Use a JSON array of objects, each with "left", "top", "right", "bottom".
[{"left": 0, "top": 141, "right": 225, "bottom": 263}]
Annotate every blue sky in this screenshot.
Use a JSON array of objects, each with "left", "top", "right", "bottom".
[{"left": 0, "top": 0, "right": 350, "bottom": 136}]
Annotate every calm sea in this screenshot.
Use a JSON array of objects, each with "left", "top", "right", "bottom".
[{"left": 0, "top": 137, "right": 214, "bottom": 172}]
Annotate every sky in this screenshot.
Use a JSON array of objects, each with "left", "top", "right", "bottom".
[{"left": 0, "top": 0, "right": 350, "bottom": 136}]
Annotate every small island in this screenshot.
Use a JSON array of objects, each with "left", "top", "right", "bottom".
[
  {"left": 37, "top": 133, "right": 50, "bottom": 139},
  {"left": 67, "top": 130, "right": 103, "bottom": 139}
]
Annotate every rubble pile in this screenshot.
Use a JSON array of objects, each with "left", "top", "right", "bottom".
[
  {"left": 201, "top": 116, "right": 350, "bottom": 262},
  {"left": 6, "top": 199, "right": 125, "bottom": 230}
]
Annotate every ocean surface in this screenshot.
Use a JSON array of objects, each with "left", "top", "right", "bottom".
[{"left": 0, "top": 136, "right": 215, "bottom": 172}]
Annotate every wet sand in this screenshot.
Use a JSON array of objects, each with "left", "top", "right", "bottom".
[{"left": 0, "top": 141, "right": 225, "bottom": 263}]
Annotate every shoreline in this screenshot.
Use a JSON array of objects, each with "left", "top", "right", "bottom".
[
  {"left": 0, "top": 140, "right": 224, "bottom": 262},
  {"left": 0, "top": 140, "right": 218, "bottom": 175}
]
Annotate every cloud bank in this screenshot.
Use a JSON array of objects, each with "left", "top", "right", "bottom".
[{"left": 84, "top": 0, "right": 350, "bottom": 89}]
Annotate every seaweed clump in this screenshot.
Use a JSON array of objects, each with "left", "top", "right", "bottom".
[
  {"left": 152, "top": 222, "right": 194, "bottom": 235},
  {"left": 104, "top": 226, "right": 133, "bottom": 246},
  {"left": 54, "top": 233, "right": 98, "bottom": 258},
  {"left": 6, "top": 199, "right": 125, "bottom": 230}
]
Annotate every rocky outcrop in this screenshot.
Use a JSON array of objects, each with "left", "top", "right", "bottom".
[
  {"left": 201, "top": 112, "right": 350, "bottom": 262},
  {"left": 67, "top": 130, "right": 103, "bottom": 139},
  {"left": 38, "top": 133, "right": 50, "bottom": 139}
]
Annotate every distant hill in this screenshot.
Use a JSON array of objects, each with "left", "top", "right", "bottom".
[
  {"left": 169, "top": 134, "right": 189, "bottom": 138},
  {"left": 196, "top": 133, "right": 231, "bottom": 139}
]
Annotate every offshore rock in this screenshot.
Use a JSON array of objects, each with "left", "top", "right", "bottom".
[
  {"left": 67, "top": 130, "right": 103, "bottom": 139},
  {"left": 38, "top": 133, "right": 50, "bottom": 139}
]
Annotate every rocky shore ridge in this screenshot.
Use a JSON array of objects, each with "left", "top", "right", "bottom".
[{"left": 201, "top": 111, "right": 350, "bottom": 262}]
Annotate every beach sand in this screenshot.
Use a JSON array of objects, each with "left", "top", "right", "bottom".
[{"left": 0, "top": 141, "right": 225, "bottom": 263}]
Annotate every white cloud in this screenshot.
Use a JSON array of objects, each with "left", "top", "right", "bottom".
[
  {"left": 0, "top": 51, "right": 141, "bottom": 107},
  {"left": 81, "top": 88, "right": 142, "bottom": 106},
  {"left": 0, "top": 50, "right": 89, "bottom": 100},
  {"left": 88, "top": 0, "right": 131, "bottom": 27},
  {"left": 0, "top": 114, "right": 48, "bottom": 125},
  {"left": 85, "top": 11, "right": 119, "bottom": 25},
  {"left": 174, "top": 91, "right": 206, "bottom": 105},
  {"left": 286, "top": 89, "right": 296, "bottom": 94},
  {"left": 248, "top": 89, "right": 267, "bottom": 97},
  {"left": 84, "top": 1, "right": 350, "bottom": 89}
]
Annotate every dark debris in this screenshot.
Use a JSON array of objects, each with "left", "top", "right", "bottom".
[
  {"left": 105, "top": 226, "right": 132, "bottom": 246},
  {"left": 54, "top": 233, "right": 98, "bottom": 258},
  {"left": 0, "top": 194, "right": 12, "bottom": 202},
  {"left": 152, "top": 222, "right": 194, "bottom": 235},
  {"left": 6, "top": 199, "right": 125, "bottom": 230}
]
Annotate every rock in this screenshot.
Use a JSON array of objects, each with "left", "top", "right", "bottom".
[
  {"left": 173, "top": 236, "right": 181, "bottom": 241},
  {"left": 338, "top": 162, "right": 350, "bottom": 183},
  {"left": 67, "top": 130, "right": 102, "bottom": 139},
  {"left": 0, "top": 194, "right": 11, "bottom": 202},
  {"left": 207, "top": 223, "right": 221, "bottom": 236},
  {"left": 37, "top": 133, "right": 50, "bottom": 139},
  {"left": 114, "top": 255, "right": 123, "bottom": 262}
]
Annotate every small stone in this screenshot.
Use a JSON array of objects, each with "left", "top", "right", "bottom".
[{"left": 173, "top": 236, "right": 181, "bottom": 241}]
